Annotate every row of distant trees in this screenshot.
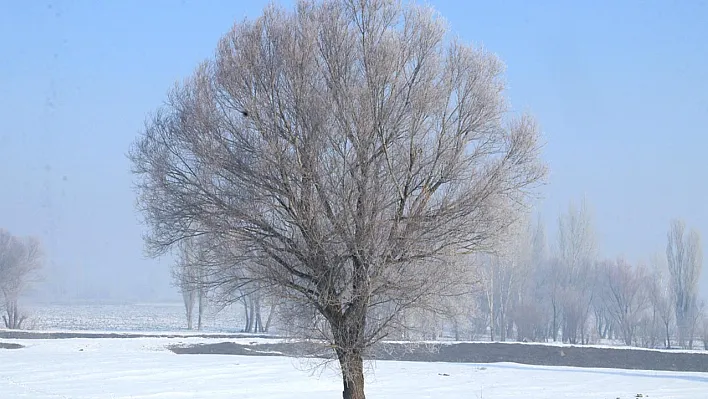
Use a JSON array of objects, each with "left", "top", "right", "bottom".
[
  {"left": 171, "top": 235, "right": 278, "bottom": 333},
  {"left": 400, "top": 200, "right": 706, "bottom": 350},
  {"left": 171, "top": 199, "right": 706, "bottom": 350},
  {"left": 0, "top": 229, "right": 43, "bottom": 329}
]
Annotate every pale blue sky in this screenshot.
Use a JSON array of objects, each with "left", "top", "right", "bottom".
[{"left": 1, "top": 0, "right": 706, "bottom": 302}]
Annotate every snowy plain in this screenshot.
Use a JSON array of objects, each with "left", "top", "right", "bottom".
[
  {"left": 2, "top": 336, "right": 707, "bottom": 399},
  {"left": 4, "top": 303, "right": 706, "bottom": 398},
  {"left": 23, "top": 302, "right": 245, "bottom": 333}
]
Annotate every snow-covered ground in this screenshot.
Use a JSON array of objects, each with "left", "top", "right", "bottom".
[
  {"left": 1, "top": 337, "right": 706, "bottom": 399},
  {"left": 19, "top": 303, "right": 707, "bottom": 353},
  {"left": 23, "top": 302, "right": 246, "bottom": 332},
  {"left": 382, "top": 338, "right": 708, "bottom": 354}
]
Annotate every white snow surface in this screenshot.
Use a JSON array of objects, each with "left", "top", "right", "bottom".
[
  {"left": 1, "top": 337, "right": 707, "bottom": 399},
  {"left": 23, "top": 303, "right": 246, "bottom": 333}
]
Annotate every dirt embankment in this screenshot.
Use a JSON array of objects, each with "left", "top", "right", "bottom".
[
  {"left": 0, "top": 330, "right": 269, "bottom": 340},
  {"left": 169, "top": 341, "right": 708, "bottom": 373},
  {"left": 0, "top": 342, "right": 24, "bottom": 349}
]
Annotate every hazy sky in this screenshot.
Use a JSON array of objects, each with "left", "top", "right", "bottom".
[{"left": 1, "top": 0, "right": 707, "bottom": 302}]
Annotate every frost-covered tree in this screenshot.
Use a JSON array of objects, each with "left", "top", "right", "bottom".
[
  {"left": 172, "top": 236, "right": 210, "bottom": 330},
  {"left": 554, "top": 199, "right": 597, "bottom": 344},
  {"left": 0, "top": 229, "right": 43, "bottom": 329},
  {"left": 600, "top": 259, "right": 650, "bottom": 346},
  {"left": 129, "top": 1, "right": 546, "bottom": 397},
  {"left": 666, "top": 219, "right": 703, "bottom": 348}
]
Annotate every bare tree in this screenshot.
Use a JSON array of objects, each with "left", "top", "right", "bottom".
[
  {"left": 0, "top": 230, "right": 43, "bottom": 329},
  {"left": 172, "top": 236, "right": 217, "bottom": 331},
  {"left": 591, "top": 283, "right": 613, "bottom": 341},
  {"left": 554, "top": 199, "right": 597, "bottom": 344},
  {"left": 701, "top": 313, "right": 708, "bottom": 350},
  {"left": 600, "top": 259, "right": 649, "bottom": 346},
  {"left": 666, "top": 219, "right": 703, "bottom": 348},
  {"left": 489, "top": 217, "right": 534, "bottom": 342},
  {"left": 443, "top": 290, "right": 479, "bottom": 341},
  {"left": 557, "top": 199, "right": 597, "bottom": 271},
  {"left": 129, "top": 1, "right": 546, "bottom": 397},
  {"left": 688, "top": 300, "right": 705, "bottom": 350},
  {"left": 512, "top": 215, "right": 550, "bottom": 342},
  {"left": 511, "top": 216, "right": 555, "bottom": 342},
  {"left": 646, "top": 252, "right": 674, "bottom": 348},
  {"left": 238, "top": 285, "right": 278, "bottom": 333},
  {"left": 172, "top": 240, "right": 198, "bottom": 330},
  {"left": 177, "top": 273, "right": 197, "bottom": 330},
  {"left": 477, "top": 254, "right": 496, "bottom": 341}
]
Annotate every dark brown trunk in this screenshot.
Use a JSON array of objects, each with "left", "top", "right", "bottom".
[{"left": 337, "top": 349, "right": 366, "bottom": 399}]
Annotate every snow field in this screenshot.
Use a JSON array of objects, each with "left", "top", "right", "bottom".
[{"left": 1, "top": 337, "right": 706, "bottom": 399}]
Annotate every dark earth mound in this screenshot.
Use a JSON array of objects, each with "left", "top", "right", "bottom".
[
  {"left": 169, "top": 341, "right": 708, "bottom": 373},
  {"left": 0, "top": 342, "right": 24, "bottom": 349},
  {"left": 0, "top": 330, "right": 271, "bottom": 340}
]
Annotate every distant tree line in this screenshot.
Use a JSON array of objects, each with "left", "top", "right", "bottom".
[
  {"left": 394, "top": 200, "right": 706, "bottom": 350},
  {"left": 171, "top": 235, "right": 278, "bottom": 333},
  {"left": 171, "top": 197, "right": 706, "bottom": 350}
]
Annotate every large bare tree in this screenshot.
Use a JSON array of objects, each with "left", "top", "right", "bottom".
[
  {"left": 666, "top": 219, "right": 703, "bottom": 348},
  {"left": 129, "top": 1, "right": 546, "bottom": 397},
  {"left": 0, "top": 229, "right": 43, "bottom": 329}
]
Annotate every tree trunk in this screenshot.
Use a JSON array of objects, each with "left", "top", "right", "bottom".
[
  {"left": 263, "top": 302, "right": 276, "bottom": 333},
  {"left": 248, "top": 296, "right": 256, "bottom": 333},
  {"left": 488, "top": 299, "right": 495, "bottom": 341},
  {"left": 3, "top": 301, "right": 25, "bottom": 330},
  {"left": 255, "top": 295, "right": 263, "bottom": 333},
  {"left": 551, "top": 302, "right": 558, "bottom": 341},
  {"left": 580, "top": 320, "right": 586, "bottom": 345},
  {"left": 595, "top": 311, "right": 605, "bottom": 338},
  {"left": 197, "top": 289, "right": 205, "bottom": 331},
  {"left": 499, "top": 307, "right": 506, "bottom": 342},
  {"left": 676, "top": 308, "right": 688, "bottom": 348},
  {"left": 183, "top": 290, "right": 194, "bottom": 330},
  {"left": 336, "top": 349, "right": 366, "bottom": 399},
  {"left": 241, "top": 297, "right": 250, "bottom": 332}
]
